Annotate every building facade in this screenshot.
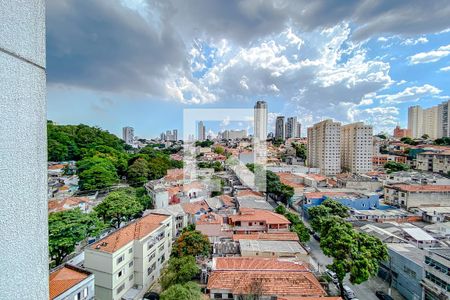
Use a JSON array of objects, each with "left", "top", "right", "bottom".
[
  {"left": 393, "top": 125, "right": 411, "bottom": 138},
  {"left": 307, "top": 119, "right": 342, "bottom": 175},
  {"left": 84, "top": 214, "right": 172, "bottom": 300},
  {"left": 437, "top": 100, "right": 450, "bottom": 138},
  {"left": 198, "top": 121, "right": 206, "bottom": 141},
  {"left": 285, "top": 117, "right": 298, "bottom": 139},
  {"left": 254, "top": 101, "right": 268, "bottom": 141},
  {"left": 416, "top": 151, "right": 450, "bottom": 174},
  {"left": 409, "top": 106, "right": 424, "bottom": 139},
  {"left": 122, "top": 127, "right": 134, "bottom": 145},
  {"left": 341, "top": 122, "right": 373, "bottom": 174},
  {"left": 408, "top": 101, "right": 450, "bottom": 139},
  {"left": 422, "top": 249, "right": 450, "bottom": 300},
  {"left": 275, "top": 116, "right": 285, "bottom": 140},
  {"left": 384, "top": 185, "right": 450, "bottom": 210}
]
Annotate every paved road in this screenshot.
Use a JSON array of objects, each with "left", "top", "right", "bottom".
[{"left": 304, "top": 222, "right": 405, "bottom": 300}]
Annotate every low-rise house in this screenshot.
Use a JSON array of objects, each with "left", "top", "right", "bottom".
[
  {"left": 416, "top": 150, "right": 450, "bottom": 174},
  {"left": 384, "top": 184, "right": 450, "bottom": 210},
  {"left": 50, "top": 264, "right": 95, "bottom": 300},
  {"left": 372, "top": 154, "right": 407, "bottom": 169},
  {"left": 232, "top": 232, "right": 299, "bottom": 242},
  {"left": 418, "top": 206, "right": 450, "bottom": 223},
  {"left": 228, "top": 208, "right": 290, "bottom": 234},
  {"left": 378, "top": 243, "right": 425, "bottom": 300},
  {"left": 84, "top": 213, "right": 172, "bottom": 300},
  {"left": 384, "top": 171, "right": 450, "bottom": 186},
  {"left": 422, "top": 248, "right": 450, "bottom": 300},
  {"left": 235, "top": 190, "right": 274, "bottom": 211},
  {"left": 207, "top": 257, "right": 327, "bottom": 299},
  {"left": 181, "top": 200, "right": 211, "bottom": 223},
  {"left": 303, "top": 190, "right": 380, "bottom": 215},
  {"left": 402, "top": 227, "right": 438, "bottom": 249},
  {"left": 196, "top": 212, "right": 232, "bottom": 243},
  {"left": 238, "top": 239, "right": 308, "bottom": 263},
  {"left": 48, "top": 196, "right": 92, "bottom": 213},
  {"left": 350, "top": 208, "right": 414, "bottom": 223}
]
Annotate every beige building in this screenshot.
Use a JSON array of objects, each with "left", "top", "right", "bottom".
[
  {"left": 341, "top": 122, "right": 373, "bottom": 174},
  {"left": 307, "top": 119, "right": 342, "bottom": 176},
  {"left": 437, "top": 100, "right": 450, "bottom": 138},
  {"left": 416, "top": 150, "right": 450, "bottom": 174},
  {"left": 84, "top": 214, "right": 172, "bottom": 300},
  {"left": 408, "top": 105, "right": 424, "bottom": 138},
  {"left": 384, "top": 184, "right": 450, "bottom": 210},
  {"left": 423, "top": 106, "right": 439, "bottom": 139}
]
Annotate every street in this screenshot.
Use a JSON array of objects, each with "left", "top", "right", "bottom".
[{"left": 304, "top": 222, "right": 405, "bottom": 300}]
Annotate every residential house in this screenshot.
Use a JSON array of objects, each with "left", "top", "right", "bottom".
[
  {"left": 84, "top": 214, "right": 172, "bottom": 300},
  {"left": 422, "top": 248, "right": 450, "bottom": 300},
  {"left": 50, "top": 264, "right": 95, "bottom": 300},
  {"left": 228, "top": 208, "right": 290, "bottom": 234},
  {"left": 384, "top": 185, "right": 450, "bottom": 210},
  {"left": 238, "top": 239, "right": 308, "bottom": 263}
]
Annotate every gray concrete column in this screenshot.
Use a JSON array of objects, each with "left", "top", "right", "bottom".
[{"left": 0, "top": 1, "right": 48, "bottom": 299}]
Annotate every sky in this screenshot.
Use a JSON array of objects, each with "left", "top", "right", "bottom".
[{"left": 47, "top": 0, "right": 450, "bottom": 139}]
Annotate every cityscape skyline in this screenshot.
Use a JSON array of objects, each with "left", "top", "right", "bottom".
[{"left": 46, "top": 0, "right": 450, "bottom": 139}]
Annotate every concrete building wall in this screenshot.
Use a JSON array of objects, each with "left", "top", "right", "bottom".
[
  {"left": 408, "top": 106, "right": 424, "bottom": 138},
  {"left": 54, "top": 274, "right": 96, "bottom": 300},
  {"left": 341, "top": 122, "right": 373, "bottom": 174},
  {"left": 423, "top": 106, "right": 439, "bottom": 139},
  {"left": 0, "top": 1, "right": 48, "bottom": 299}
]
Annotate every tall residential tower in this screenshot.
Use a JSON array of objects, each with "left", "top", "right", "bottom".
[{"left": 254, "top": 101, "right": 268, "bottom": 141}]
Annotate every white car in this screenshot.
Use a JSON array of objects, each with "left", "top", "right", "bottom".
[{"left": 343, "top": 285, "right": 356, "bottom": 299}]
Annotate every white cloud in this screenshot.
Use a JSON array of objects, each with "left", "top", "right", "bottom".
[
  {"left": 440, "top": 66, "right": 450, "bottom": 72},
  {"left": 380, "top": 84, "right": 442, "bottom": 104},
  {"left": 401, "top": 37, "right": 428, "bottom": 45},
  {"left": 409, "top": 44, "right": 450, "bottom": 64}
]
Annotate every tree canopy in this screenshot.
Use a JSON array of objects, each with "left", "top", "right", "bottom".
[
  {"left": 160, "top": 282, "right": 202, "bottom": 300},
  {"left": 160, "top": 256, "right": 200, "bottom": 290},
  {"left": 171, "top": 230, "right": 210, "bottom": 258},
  {"left": 384, "top": 161, "right": 409, "bottom": 173},
  {"left": 275, "top": 205, "right": 310, "bottom": 243},
  {"left": 77, "top": 157, "right": 118, "bottom": 191},
  {"left": 49, "top": 208, "right": 104, "bottom": 266},
  {"left": 94, "top": 188, "right": 144, "bottom": 228},
  {"left": 292, "top": 142, "right": 307, "bottom": 160}
]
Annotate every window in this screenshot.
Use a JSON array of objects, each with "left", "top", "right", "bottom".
[
  {"left": 116, "top": 255, "right": 124, "bottom": 265},
  {"left": 214, "top": 293, "right": 223, "bottom": 299},
  {"left": 148, "top": 262, "right": 156, "bottom": 275},
  {"left": 73, "top": 293, "right": 81, "bottom": 300},
  {"left": 83, "top": 288, "right": 88, "bottom": 298},
  {"left": 129, "top": 274, "right": 134, "bottom": 281},
  {"left": 116, "top": 283, "right": 125, "bottom": 294},
  {"left": 129, "top": 261, "right": 133, "bottom": 268},
  {"left": 118, "top": 269, "right": 124, "bottom": 278},
  {"left": 149, "top": 251, "right": 156, "bottom": 262},
  {"left": 128, "top": 248, "right": 133, "bottom": 254}
]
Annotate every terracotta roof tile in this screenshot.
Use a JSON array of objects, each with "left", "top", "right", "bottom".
[
  {"left": 219, "top": 195, "right": 235, "bottom": 207},
  {"left": 90, "top": 214, "right": 169, "bottom": 253},
  {"left": 48, "top": 197, "right": 89, "bottom": 213},
  {"left": 388, "top": 184, "right": 450, "bottom": 192},
  {"left": 49, "top": 265, "right": 91, "bottom": 300},
  {"left": 237, "top": 190, "right": 264, "bottom": 197},
  {"left": 181, "top": 200, "right": 210, "bottom": 214},
  {"left": 214, "top": 257, "right": 307, "bottom": 271},
  {"left": 229, "top": 208, "right": 290, "bottom": 225},
  {"left": 232, "top": 232, "right": 299, "bottom": 241}
]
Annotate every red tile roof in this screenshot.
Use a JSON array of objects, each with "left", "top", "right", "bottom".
[
  {"left": 207, "top": 271, "right": 326, "bottom": 297},
  {"left": 49, "top": 265, "right": 91, "bottom": 300},
  {"left": 304, "top": 192, "right": 347, "bottom": 199},
  {"left": 181, "top": 200, "right": 210, "bottom": 214},
  {"left": 237, "top": 190, "right": 264, "bottom": 197},
  {"left": 388, "top": 184, "right": 450, "bottom": 192},
  {"left": 229, "top": 208, "right": 290, "bottom": 225},
  {"left": 218, "top": 195, "right": 235, "bottom": 207},
  {"left": 214, "top": 257, "right": 307, "bottom": 271},
  {"left": 48, "top": 164, "right": 66, "bottom": 170},
  {"left": 90, "top": 214, "right": 169, "bottom": 253},
  {"left": 48, "top": 197, "right": 89, "bottom": 213},
  {"left": 196, "top": 212, "right": 223, "bottom": 225},
  {"left": 232, "top": 232, "right": 299, "bottom": 241}
]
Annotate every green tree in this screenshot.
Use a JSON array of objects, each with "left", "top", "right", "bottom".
[
  {"left": 94, "top": 189, "right": 143, "bottom": 228},
  {"left": 49, "top": 209, "right": 104, "bottom": 266},
  {"left": 160, "top": 256, "right": 200, "bottom": 290},
  {"left": 292, "top": 222, "right": 310, "bottom": 243},
  {"left": 136, "top": 186, "right": 153, "bottom": 210},
  {"left": 320, "top": 217, "right": 388, "bottom": 297},
  {"left": 308, "top": 205, "right": 332, "bottom": 233},
  {"left": 400, "top": 136, "right": 417, "bottom": 145},
  {"left": 292, "top": 142, "right": 307, "bottom": 160},
  {"left": 384, "top": 161, "right": 409, "bottom": 173},
  {"left": 160, "top": 282, "right": 202, "bottom": 300},
  {"left": 127, "top": 158, "right": 149, "bottom": 187},
  {"left": 172, "top": 230, "right": 210, "bottom": 258},
  {"left": 78, "top": 159, "right": 118, "bottom": 191},
  {"left": 321, "top": 198, "right": 350, "bottom": 218},
  {"left": 214, "top": 146, "right": 225, "bottom": 155},
  {"left": 275, "top": 204, "right": 287, "bottom": 215}
]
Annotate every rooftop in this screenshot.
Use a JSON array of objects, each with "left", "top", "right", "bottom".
[
  {"left": 49, "top": 264, "right": 92, "bottom": 300},
  {"left": 229, "top": 208, "right": 290, "bottom": 225},
  {"left": 232, "top": 232, "right": 299, "bottom": 241},
  {"left": 387, "top": 184, "right": 450, "bottom": 192},
  {"left": 213, "top": 257, "right": 307, "bottom": 271},
  {"left": 429, "top": 248, "right": 450, "bottom": 261},
  {"left": 90, "top": 213, "right": 170, "bottom": 253},
  {"left": 239, "top": 240, "right": 306, "bottom": 255},
  {"left": 181, "top": 200, "right": 210, "bottom": 214},
  {"left": 386, "top": 243, "right": 425, "bottom": 265}
]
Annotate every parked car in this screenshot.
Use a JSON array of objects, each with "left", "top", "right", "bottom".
[
  {"left": 313, "top": 233, "right": 321, "bottom": 241},
  {"left": 375, "top": 291, "right": 394, "bottom": 300},
  {"left": 325, "top": 269, "right": 338, "bottom": 284},
  {"left": 343, "top": 285, "right": 356, "bottom": 300}
]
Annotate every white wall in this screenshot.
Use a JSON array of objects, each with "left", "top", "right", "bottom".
[{"left": 0, "top": 1, "right": 47, "bottom": 299}]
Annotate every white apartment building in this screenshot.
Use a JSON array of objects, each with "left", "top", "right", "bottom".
[
  {"left": 296, "top": 122, "right": 302, "bottom": 138},
  {"left": 122, "top": 127, "right": 134, "bottom": 145},
  {"left": 198, "top": 121, "right": 206, "bottom": 141},
  {"left": 341, "top": 122, "right": 373, "bottom": 174},
  {"left": 84, "top": 214, "right": 172, "bottom": 300},
  {"left": 408, "top": 101, "right": 450, "bottom": 139},
  {"left": 222, "top": 129, "right": 247, "bottom": 140},
  {"left": 408, "top": 106, "right": 424, "bottom": 138},
  {"left": 438, "top": 100, "right": 450, "bottom": 138},
  {"left": 275, "top": 116, "right": 285, "bottom": 140},
  {"left": 307, "top": 119, "right": 341, "bottom": 176},
  {"left": 254, "top": 101, "right": 268, "bottom": 141},
  {"left": 286, "top": 117, "right": 298, "bottom": 139}
]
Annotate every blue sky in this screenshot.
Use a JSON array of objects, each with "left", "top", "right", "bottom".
[{"left": 47, "top": 0, "right": 450, "bottom": 139}]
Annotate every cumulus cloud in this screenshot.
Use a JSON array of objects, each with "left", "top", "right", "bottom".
[
  {"left": 409, "top": 44, "right": 450, "bottom": 64},
  {"left": 440, "top": 66, "right": 450, "bottom": 72},
  {"left": 401, "top": 37, "right": 428, "bottom": 45},
  {"left": 380, "top": 84, "right": 442, "bottom": 104}
]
